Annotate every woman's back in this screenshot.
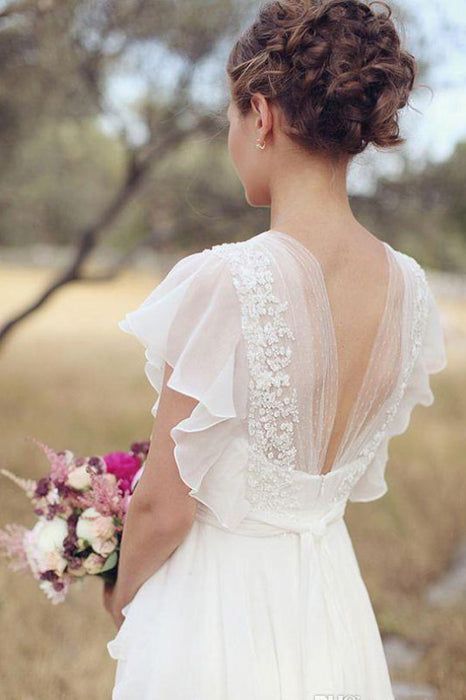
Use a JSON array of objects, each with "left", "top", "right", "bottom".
[
  {"left": 256, "top": 228, "right": 400, "bottom": 478},
  {"left": 108, "top": 227, "right": 446, "bottom": 699},
  {"left": 214, "top": 229, "right": 443, "bottom": 510}
]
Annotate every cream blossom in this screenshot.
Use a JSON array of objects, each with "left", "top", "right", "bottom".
[
  {"left": 83, "top": 552, "right": 106, "bottom": 575},
  {"left": 40, "top": 549, "right": 67, "bottom": 575},
  {"left": 35, "top": 517, "right": 68, "bottom": 554},
  {"left": 92, "top": 535, "right": 117, "bottom": 557},
  {"left": 22, "top": 519, "right": 68, "bottom": 579},
  {"left": 67, "top": 465, "right": 92, "bottom": 491},
  {"left": 76, "top": 507, "right": 115, "bottom": 553},
  {"left": 94, "top": 514, "right": 115, "bottom": 540}
]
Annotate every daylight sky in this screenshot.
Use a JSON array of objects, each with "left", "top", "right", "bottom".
[{"left": 395, "top": 0, "right": 466, "bottom": 161}]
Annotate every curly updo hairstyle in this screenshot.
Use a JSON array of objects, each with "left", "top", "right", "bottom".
[{"left": 226, "top": 0, "right": 417, "bottom": 156}]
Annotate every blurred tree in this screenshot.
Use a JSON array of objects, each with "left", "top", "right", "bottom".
[
  {"left": 0, "top": 0, "right": 251, "bottom": 344},
  {"left": 353, "top": 141, "right": 466, "bottom": 271},
  {"left": 0, "top": 120, "right": 126, "bottom": 245},
  {"left": 0, "top": 0, "right": 464, "bottom": 346}
]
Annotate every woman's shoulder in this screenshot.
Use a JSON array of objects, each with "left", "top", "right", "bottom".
[
  {"left": 169, "top": 235, "right": 254, "bottom": 273},
  {"left": 385, "top": 241, "right": 447, "bottom": 372},
  {"left": 166, "top": 233, "right": 269, "bottom": 288},
  {"left": 383, "top": 239, "right": 428, "bottom": 283}
]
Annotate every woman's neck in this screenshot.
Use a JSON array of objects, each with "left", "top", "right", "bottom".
[{"left": 268, "top": 150, "right": 362, "bottom": 255}]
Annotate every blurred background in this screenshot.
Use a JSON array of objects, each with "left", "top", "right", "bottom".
[{"left": 0, "top": 1, "right": 465, "bottom": 698}]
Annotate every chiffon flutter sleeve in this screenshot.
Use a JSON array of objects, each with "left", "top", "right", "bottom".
[
  {"left": 349, "top": 282, "right": 448, "bottom": 502},
  {"left": 118, "top": 247, "right": 250, "bottom": 527}
]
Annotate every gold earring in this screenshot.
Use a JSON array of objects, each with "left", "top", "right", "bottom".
[{"left": 255, "top": 141, "right": 266, "bottom": 150}]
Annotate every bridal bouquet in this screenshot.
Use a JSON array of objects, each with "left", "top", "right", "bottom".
[{"left": 0, "top": 437, "right": 149, "bottom": 604}]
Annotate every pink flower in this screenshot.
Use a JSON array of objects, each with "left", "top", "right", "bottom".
[
  {"left": 83, "top": 552, "right": 107, "bottom": 575},
  {"left": 103, "top": 452, "right": 141, "bottom": 494},
  {"left": 0, "top": 524, "right": 29, "bottom": 572}
]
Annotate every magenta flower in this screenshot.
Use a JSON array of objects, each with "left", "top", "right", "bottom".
[{"left": 103, "top": 452, "right": 141, "bottom": 494}]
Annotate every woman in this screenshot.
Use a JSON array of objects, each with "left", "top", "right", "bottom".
[{"left": 105, "top": 1, "right": 447, "bottom": 698}]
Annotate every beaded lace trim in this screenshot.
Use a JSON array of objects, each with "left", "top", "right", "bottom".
[
  {"left": 332, "top": 251, "right": 430, "bottom": 503},
  {"left": 211, "top": 240, "right": 300, "bottom": 512}
]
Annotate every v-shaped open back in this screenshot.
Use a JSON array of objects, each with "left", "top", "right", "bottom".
[
  {"left": 118, "top": 222, "right": 443, "bottom": 523},
  {"left": 254, "top": 229, "right": 406, "bottom": 478}
]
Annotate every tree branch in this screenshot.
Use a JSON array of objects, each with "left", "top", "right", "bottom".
[
  {"left": 80, "top": 230, "right": 161, "bottom": 282},
  {"left": 0, "top": 136, "right": 168, "bottom": 344}
]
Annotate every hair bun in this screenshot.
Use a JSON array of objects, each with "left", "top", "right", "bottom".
[{"left": 227, "top": 0, "right": 417, "bottom": 155}]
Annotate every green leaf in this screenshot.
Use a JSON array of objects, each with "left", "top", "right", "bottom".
[{"left": 100, "top": 550, "right": 118, "bottom": 573}]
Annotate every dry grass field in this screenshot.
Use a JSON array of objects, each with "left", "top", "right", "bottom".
[{"left": 0, "top": 263, "right": 464, "bottom": 699}]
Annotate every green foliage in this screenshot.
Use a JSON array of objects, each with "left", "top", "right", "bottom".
[
  {"left": 352, "top": 142, "right": 466, "bottom": 270},
  {"left": 0, "top": 120, "right": 125, "bottom": 245}
]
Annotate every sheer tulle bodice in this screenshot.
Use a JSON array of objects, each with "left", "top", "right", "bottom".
[
  {"left": 259, "top": 229, "right": 399, "bottom": 479},
  {"left": 108, "top": 229, "right": 447, "bottom": 700},
  {"left": 115, "top": 229, "right": 446, "bottom": 529}
]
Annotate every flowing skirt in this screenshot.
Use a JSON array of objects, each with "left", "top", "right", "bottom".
[{"left": 107, "top": 503, "right": 395, "bottom": 700}]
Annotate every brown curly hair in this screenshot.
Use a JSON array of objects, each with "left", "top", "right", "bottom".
[{"left": 226, "top": 0, "right": 417, "bottom": 156}]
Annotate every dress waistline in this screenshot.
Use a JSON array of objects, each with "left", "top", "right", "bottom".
[{"left": 194, "top": 499, "right": 347, "bottom": 538}]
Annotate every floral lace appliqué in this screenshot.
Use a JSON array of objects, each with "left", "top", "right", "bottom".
[{"left": 211, "top": 240, "right": 300, "bottom": 512}]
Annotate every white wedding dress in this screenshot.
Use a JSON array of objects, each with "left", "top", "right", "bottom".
[{"left": 107, "top": 229, "right": 447, "bottom": 699}]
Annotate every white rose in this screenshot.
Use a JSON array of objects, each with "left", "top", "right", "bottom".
[
  {"left": 41, "top": 549, "right": 68, "bottom": 574},
  {"left": 92, "top": 535, "right": 117, "bottom": 557},
  {"left": 76, "top": 507, "right": 114, "bottom": 550},
  {"left": 76, "top": 507, "right": 100, "bottom": 543},
  {"left": 67, "top": 465, "right": 92, "bottom": 491},
  {"left": 83, "top": 552, "right": 106, "bottom": 575},
  {"left": 94, "top": 515, "right": 115, "bottom": 541},
  {"left": 36, "top": 518, "right": 68, "bottom": 554}
]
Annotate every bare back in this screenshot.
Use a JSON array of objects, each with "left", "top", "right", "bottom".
[{"left": 254, "top": 228, "right": 406, "bottom": 477}]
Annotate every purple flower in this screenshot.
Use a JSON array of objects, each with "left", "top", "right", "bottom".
[
  {"left": 130, "top": 441, "right": 150, "bottom": 456},
  {"left": 40, "top": 569, "right": 58, "bottom": 582},
  {"left": 35, "top": 478, "right": 50, "bottom": 498},
  {"left": 46, "top": 503, "right": 63, "bottom": 520},
  {"left": 88, "top": 456, "right": 105, "bottom": 473}
]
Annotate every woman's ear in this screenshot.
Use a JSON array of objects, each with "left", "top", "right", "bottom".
[{"left": 250, "top": 93, "right": 273, "bottom": 141}]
